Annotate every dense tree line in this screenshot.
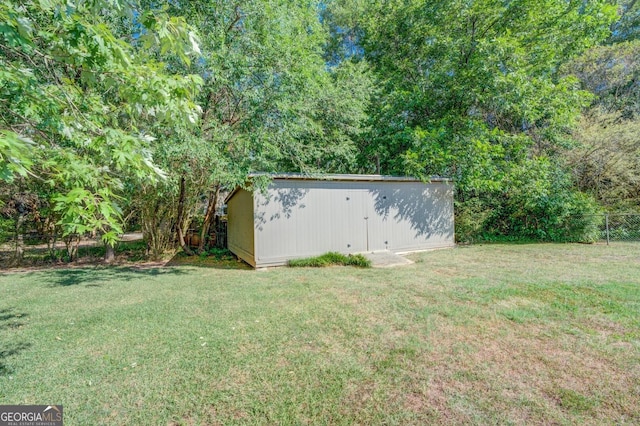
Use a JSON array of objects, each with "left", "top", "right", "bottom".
[
  {"left": 326, "top": 0, "right": 626, "bottom": 241},
  {"left": 1, "top": 0, "right": 638, "bottom": 264}
]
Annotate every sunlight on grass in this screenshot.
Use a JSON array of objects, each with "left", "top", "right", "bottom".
[{"left": 0, "top": 243, "right": 639, "bottom": 424}]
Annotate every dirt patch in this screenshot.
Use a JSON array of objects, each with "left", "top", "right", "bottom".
[{"left": 341, "top": 379, "right": 377, "bottom": 416}]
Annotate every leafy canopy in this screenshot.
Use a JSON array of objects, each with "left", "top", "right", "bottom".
[{"left": 0, "top": 0, "right": 202, "bottom": 243}]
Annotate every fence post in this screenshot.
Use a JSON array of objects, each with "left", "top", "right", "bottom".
[{"left": 605, "top": 214, "right": 610, "bottom": 245}]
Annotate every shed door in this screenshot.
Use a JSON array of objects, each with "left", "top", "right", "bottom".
[
  {"left": 332, "top": 190, "right": 368, "bottom": 253},
  {"left": 365, "top": 188, "right": 392, "bottom": 251},
  {"left": 331, "top": 189, "right": 394, "bottom": 253}
]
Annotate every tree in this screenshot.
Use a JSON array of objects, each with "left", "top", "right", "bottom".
[
  {"left": 609, "top": 0, "right": 640, "bottom": 43},
  {"left": 567, "top": 40, "right": 640, "bottom": 118},
  {"left": 133, "top": 0, "right": 373, "bottom": 256},
  {"left": 563, "top": 41, "right": 640, "bottom": 210},
  {"left": 0, "top": 0, "right": 202, "bottom": 259},
  {"left": 566, "top": 111, "right": 640, "bottom": 209},
  {"left": 326, "top": 0, "right": 616, "bottom": 240},
  {"left": 563, "top": 4, "right": 640, "bottom": 211}
]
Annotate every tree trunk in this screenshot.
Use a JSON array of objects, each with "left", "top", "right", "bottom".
[
  {"left": 45, "top": 218, "right": 58, "bottom": 261},
  {"left": 198, "top": 184, "right": 220, "bottom": 253},
  {"left": 65, "top": 235, "right": 79, "bottom": 262},
  {"left": 104, "top": 242, "right": 115, "bottom": 263},
  {"left": 140, "top": 189, "right": 176, "bottom": 260},
  {"left": 13, "top": 210, "right": 25, "bottom": 266},
  {"left": 176, "top": 175, "right": 195, "bottom": 256}
]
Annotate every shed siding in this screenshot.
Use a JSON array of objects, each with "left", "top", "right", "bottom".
[
  {"left": 248, "top": 179, "right": 454, "bottom": 267},
  {"left": 226, "top": 188, "right": 256, "bottom": 267},
  {"left": 379, "top": 182, "right": 454, "bottom": 252}
]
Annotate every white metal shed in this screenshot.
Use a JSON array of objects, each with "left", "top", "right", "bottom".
[{"left": 225, "top": 174, "right": 454, "bottom": 268}]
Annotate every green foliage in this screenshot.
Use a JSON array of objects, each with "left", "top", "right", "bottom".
[
  {"left": 327, "top": 0, "right": 621, "bottom": 238},
  {"left": 131, "top": 0, "right": 374, "bottom": 257},
  {"left": 565, "top": 111, "right": 640, "bottom": 210},
  {"left": 337, "top": 0, "right": 615, "bottom": 184},
  {"left": 288, "top": 252, "right": 371, "bottom": 268},
  {"left": 202, "top": 247, "right": 234, "bottom": 260},
  {"left": 154, "top": 0, "right": 373, "bottom": 176},
  {"left": 0, "top": 0, "right": 202, "bottom": 246},
  {"left": 609, "top": 0, "right": 640, "bottom": 43},
  {"left": 0, "top": 216, "right": 13, "bottom": 244},
  {"left": 566, "top": 40, "right": 640, "bottom": 118},
  {"left": 454, "top": 198, "right": 493, "bottom": 243},
  {"left": 564, "top": 37, "right": 640, "bottom": 211},
  {"left": 0, "top": 131, "right": 33, "bottom": 182},
  {"left": 459, "top": 158, "right": 603, "bottom": 242},
  {"left": 2, "top": 0, "right": 636, "bottom": 247}
]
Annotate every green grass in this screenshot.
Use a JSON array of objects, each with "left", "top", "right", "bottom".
[
  {"left": 0, "top": 243, "right": 639, "bottom": 425},
  {"left": 288, "top": 252, "right": 372, "bottom": 268}
]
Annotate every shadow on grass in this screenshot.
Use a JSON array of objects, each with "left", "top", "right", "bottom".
[
  {"left": 1, "top": 258, "right": 251, "bottom": 287},
  {"left": 42, "top": 266, "right": 193, "bottom": 287},
  {"left": 0, "top": 308, "right": 28, "bottom": 330},
  {"left": 0, "top": 307, "right": 31, "bottom": 376},
  {"left": 0, "top": 342, "right": 31, "bottom": 376},
  {"left": 0, "top": 266, "right": 190, "bottom": 287}
]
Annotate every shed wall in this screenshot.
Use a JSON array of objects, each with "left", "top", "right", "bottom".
[
  {"left": 251, "top": 180, "right": 454, "bottom": 267},
  {"left": 226, "top": 188, "right": 256, "bottom": 267}
]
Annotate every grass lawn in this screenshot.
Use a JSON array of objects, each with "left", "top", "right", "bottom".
[{"left": 1, "top": 243, "right": 639, "bottom": 425}]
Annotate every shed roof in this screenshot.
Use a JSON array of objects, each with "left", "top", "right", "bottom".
[
  {"left": 249, "top": 173, "right": 451, "bottom": 182},
  {"left": 225, "top": 173, "right": 452, "bottom": 203}
]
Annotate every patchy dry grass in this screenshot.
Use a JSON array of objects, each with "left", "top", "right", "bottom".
[{"left": 0, "top": 243, "right": 639, "bottom": 424}]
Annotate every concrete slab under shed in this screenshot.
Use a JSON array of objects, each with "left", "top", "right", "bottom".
[{"left": 362, "top": 250, "right": 414, "bottom": 268}]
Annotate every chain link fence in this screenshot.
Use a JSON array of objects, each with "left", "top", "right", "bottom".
[
  {"left": 598, "top": 214, "right": 640, "bottom": 244},
  {"left": 573, "top": 213, "right": 640, "bottom": 244}
]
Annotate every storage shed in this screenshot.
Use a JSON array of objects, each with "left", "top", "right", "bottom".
[{"left": 225, "top": 174, "right": 454, "bottom": 268}]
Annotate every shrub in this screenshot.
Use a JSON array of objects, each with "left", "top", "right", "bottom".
[
  {"left": 288, "top": 252, "right": 371, "bottom": 268},
  {"left": 205, "top": 247, "right": 234, "bottom": 260},
  {"left": 467, "top": 158, "right": 604, "bottom": 243},
  {"left": 454, "top": 198, "right": 492, "bottom": 243},
  {"left": 553, "top": 192, "right": 603, "bottom": 243}
]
